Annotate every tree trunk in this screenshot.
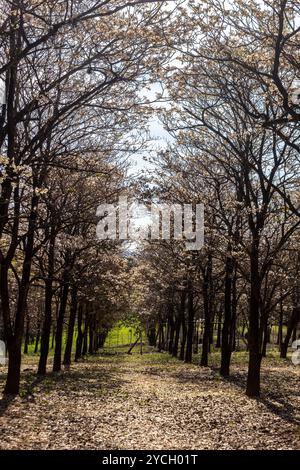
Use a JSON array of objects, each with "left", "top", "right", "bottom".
[
  {"left": 261, "top": 318, "right": 270, "bottom": 358},
  {"left": 281, "top": 306, "right": 300, "bottom": 358},
  {"left": 179, "top": 316, "right": 187, "bottom": 361},
  {"left": 246, "top": 241, "right": 262, "bottom": 397},
  {"left": 4, "top": 341, "right": 21, "bottom": 395},
  {"left": 215, "top": 305, "right": 222, "bottom": 348},
  {"left": 231, "top": 273, "right": 237, "bottom": 352},
  {"left": 172, "top": 290, "right": 186, "bottom": 357},
  {"left": 147, "top": 324, "right": 156, "bottom": 347},
  {"left": 88, "top": 316, "right": 95, "bottom": 354},
  {"left": 167, "top": 306, "right": 175, "bottom": 354},
  {"left": 3, "top": 194, "right": 39, "bottom": 394},
  {"left": 34, "top": 330, "right": 40, "bottom": 354},
  {"left": 221, "top": 254, "right": 233, "bottom": 377},
  {"left": 200, "top": 255, "right": 212, "bottom": 367},
  {"left": 157, "top": 323, "right": 163, "bottom": 351},
  {"left": 193, "top": 322, "right": 199, "bottom": 354},
  {"left": 34, "top": 309, "right": 41, "bottom": 354},
  {"left": 63, "top": 286, "right": 78, "bottom": 366},
  {"left": 277, "top": 298, "right": 283, "bottom": 348},
  {"left": 82, "top": 310, "right": 89, "bottom": 356},
  {"left": 209, "top": 312, "right": 214, "bottom": 346},
  {"left": 53, "top": 281, "right": 69, "bottom": 372},
  {"left": 160, "top": 323, "right": 165, "bottom": 350},
  {"left": 75, "top": 304, "right": 84, "bottom": 362},
  {"left": 23, "top": 316, "right": 30, "bottom": 354},
  {"left": 97, "top": 331, "right": 107, "bottom": 349},
  {"left": 185, "top": 285, "right": 194, "bottom": 363},
  {"left": 38, "top": 230, "right": 55, "bottom": 375}
]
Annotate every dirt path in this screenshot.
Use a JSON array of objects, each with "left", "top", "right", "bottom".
[{"left": 0, "top": 352, "right": 299, "bottom": 449}]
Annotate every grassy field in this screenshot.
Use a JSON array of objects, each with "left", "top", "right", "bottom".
[
  {"left": 22, "top": 322, "right": 146, "bottom": 362},
  {"left": 104, "top": 323, "right": 143, "bottom": 349}
]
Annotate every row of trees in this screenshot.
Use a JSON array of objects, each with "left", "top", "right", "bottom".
[
  {"left": 1, "top": 0, "right": 300, "bottom": 400},
  {"left": 0, "top": 0, "right": 176, "bottom": 394},
  {"left": 135, "top": 0, "right": 300, "bottom": 397}
]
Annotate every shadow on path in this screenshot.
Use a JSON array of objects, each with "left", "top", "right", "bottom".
[
  {"left": 0, "top": 359, "right": 127, "bottom": 417},
  {"left": 223, "top": 369, "right": 300, "bottom": 427}
]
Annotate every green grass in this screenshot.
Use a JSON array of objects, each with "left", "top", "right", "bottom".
[
  {"left": 22, "top": 322, "right": 293, "bottom": 367},
  {"left": 104, "top": 322, "right": 145, "bottom": 349},
  {"left": 22, "top": 322, "right": 144, "bottom": 360},
  {"left": 24, "top": 332, "right": 69, "bottom": 357},
  {"left": 105, "top": 324, "right": 133, "bottom": 347},
  {"left": 192, "top": 343, "right": 292, "bottom": 369}
]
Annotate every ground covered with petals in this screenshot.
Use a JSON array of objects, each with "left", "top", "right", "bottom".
[{"left": 0, "top": 352, "right": 299, "bottom": 450}]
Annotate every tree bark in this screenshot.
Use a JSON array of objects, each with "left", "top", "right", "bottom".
[
  {"left": 88, "top": 315, "right": 95, "bottom": 354},
  {"left": 63, "top": 286, "right": 78, "bottom": 366},
  {"left": 185, "top": 284, "right": 194, "bottom": 363},
  {"left": 38, "top": 230, "right": 55, "bottom": 375},
  {"left": 280, "top": 305, "right": 300, "bottom": 358},
  {"left": 53, "top": 280, "right": 69, "bottom": 372},
  {"left": 246, "top": 240, "right": 262, "bottom": 397},
  {"left": 200, "top": 255, "right": 212, "bottom": 367},
  {"left": 215, "top": 305, "right": 222, "bottom": 348},
  {"left": 220, "top": 254, "right": 234, "bottom": 377},
  {"left": 4, "top": 194, "right": 38, "bottom": 394},
  {"left": 172, "top": 290, "right": 186, "bottom": 357},
  {"left": 179, "top": 315, "right": 187, "bottom": 361},
  {"left": 82, "top": 309, "right": 89, "bottom": 356},
  {"left": 147, "top": 323, "right": 156, "bottom": 346},
  {"left": 167, "top": 305, "right": 175, "bottom": 354},
  {"left": 75, "top": 303, "right": 84, "bottom": 362},
  {"left": 277, "top": 297, "right": 283, "bottom": 347},
  {"left": 23, "top": 316, "right": 30, "bottom": 354}
]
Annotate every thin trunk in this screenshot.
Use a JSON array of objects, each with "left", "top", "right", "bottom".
[
  {"left": 160, "top": 323, "right": 165, "bottom": 350},
  {"left": 281, "top": 306, "right": 300, "bottom": 358},
  {"left": 51, "top": 322, "right": 55, "bottom": 349},
  {"left": 63, "top": 286, "right": 78, "bottom": 366},
  {"left": 34, "top": 328, "right": 40, "bottom": 354},
  {"left": 23, "top": 316, "right": 30, "bottom": 354},
  {"left": 220, "top": 254, "right": 233, "bottom": 377},
  {"left": 246, "top": 241, "right": 262, "bottom": 397},
  {"left": 82, "top": 310, "right": 89, "bottom": 356},
  {"left": 185, "top": 285, "right": 194, "bottom": 363},
  {"left": 34, "top": 303, "right": 42, "bottom": 354},
  {"left": 179, "top": 316, "right": 187, "bottom": 361},
  {"left": 277, "top": 297, "right": 283, "bottom": 348},
  {"left": 215, "top": 306, "right": 222, "bottom": 349},
  {"left": 88, "top": 316, "right": 95, "bottom": 354},
  {"left": 231, "top": 273, "right": 237, "bottom": 352},
  {"left": 127, "top": 334, "right": 140, "bottom": 354},
  {"left": 168, "top": 306, "right": 175, "bottom": 354},
  {"left": 172, "top": 290, "right": 186, "bottom": 357},
  {"left": 38, "top": 230, "right": 55, "bottom": 375},
  {"left": 140, "top": 330, "right": 143, "bottom": 355},
  {"left": 53, "top": 281, "right": 69, "bottom": 372},
  {"left": 75, "top": 304, "right": 83, "bottom": 362},
  {"left": 281, "top": 254, "right": 300, "bottom": 357},
  {"left": 147, "top": 324, "right": 156, "bottom": 347},
  {"left": 157, "top": 324, "right": 162, "bottom": 351},
  {"left": 200, "top": 255, "right": 212, "bottom": 367},
  {"left": 193, "top": 322, "right": 199, "bottom": 354},
  {"left": 261, "top": 318, "right": 269, "bottom": 357},
  {"left": 209, "top": 313, "right": 214, "bottom": 346}
]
